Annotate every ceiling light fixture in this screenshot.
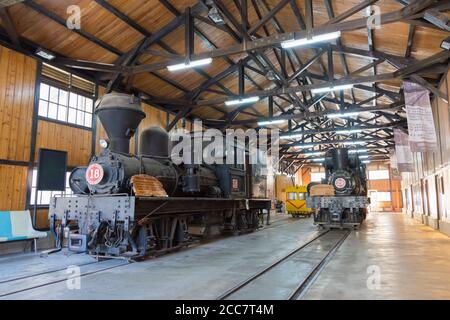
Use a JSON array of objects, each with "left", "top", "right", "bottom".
[
  {"left": 327, "top": 111, "right": 361, "bottom": 119},
  {"left": 257, "top": 119, "right": 286, "bottom": 126},
  {"left": 343, "top": 141, "right": 366, "bottom": 146},
  {"left": 281, "top": 31, "right": 341, "bottom": 49},
  {"left": 167, "top": 58, "right": 213, "bottom": 71},
  {"left": 311, "top": 84, "right": 354, "bottom": 94},
  {"left": 208, "top": 6, "right": 225, "bottom": 25},
  {"left": 35, "top": 47, "right": 56, "bottom": 61},
  {"left": 335, "top": 129, "right": 363, "bottom": 134},
  {"left": 280, "top": 132, "right": 303, "bottom": 140},
  {"left": 226, "top": 96, "right": 260, "bottom": 106},
  {"left": 349, "top": 149, "right": 368, "bottom": 154}
]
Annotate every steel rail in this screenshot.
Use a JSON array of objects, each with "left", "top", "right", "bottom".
[{"left": 215, "top": 230, "right": 331, "bottom": 300}]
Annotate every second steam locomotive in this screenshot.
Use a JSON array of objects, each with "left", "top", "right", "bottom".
[
  {"left": 307, "top": 148, "right": 369, "bottom": 229},
  {"left": 49, "top": 93, "right": 271, "bottom": 258}
]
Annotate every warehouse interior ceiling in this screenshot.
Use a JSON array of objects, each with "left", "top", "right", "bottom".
[{"left": 0, "top": 0, "right": 449, "bottom": 168}]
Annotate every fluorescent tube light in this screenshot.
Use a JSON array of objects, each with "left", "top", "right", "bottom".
[
  {"left": 343, "top": 141, "right": 366, "bottom": 146},
  {"left": 281, "top": 132, "right": 303, "bottom": 140},
  {"left": 36, "top": 47, "right": 56, "bottom": 60},
  {"left": 303, "top": 151, "right": 324, "bottom": 156},
  {"left": 327, "top": 111, "right": 361, "bottom": 119},
  {"left": 281, "top": 31, "right": 341, "bottom": 49},
  {"left": 349, "top": 149, "right": 368, "bottom": 154},
  {"left": 257, "top": 119, "right": 286, "bottom": 126},
  {"left": 359, "top": 155, "right": 369, "bottom": 159},
  {"left": 225, "top": 96, "right": 260, "bottom": 106},
  {"left": 312, "top": 158, "right": 326, "bottom": 162},
  {"left": 167, "top": 58, "right": 213, "bottom": 71},
  {"left": 335, "top": 129, "right": 363, "bottom": 134},
  {"left": 312, "top": 84, "right": 354, "bottom": 94},
  {"left": 294, "top": 144, "right": 315, "bottom": 149},
  {"left": 362, "top": 160, "right": 371, "bottom": 164}
]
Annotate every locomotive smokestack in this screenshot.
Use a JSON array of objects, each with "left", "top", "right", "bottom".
[
  {"left": 329, "top": 148, "right": 349, "bottom": 171},
  {"left": 95, "top": 93, "right": 146, "bottom": 154}
]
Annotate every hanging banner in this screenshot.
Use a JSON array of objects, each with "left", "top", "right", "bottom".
[
  {"left": 394, "top": 128, "right": 415, "bottom": 172},
  {"left": 403, "top": 81, "right": 438, "bottom": 152},
  {"left": 389, "top": 150, "right": 402, "bottom": 180}
]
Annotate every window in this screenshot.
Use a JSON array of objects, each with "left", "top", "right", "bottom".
[
  {"left": 368, "top": 170, "right": 390, "bottom": 180},
  {"left": 311, "top": 172, "right": 325, "bottom": 183},
  {"left": 287, "top": 192, "right": 297, "bottom": 200},
  {"left": 298, "top": 193, "right": 306, "bottom": 200},
  {"left": 38, "top": 83, "right": 93, "bottom": 128},
  {"left": 375, "top": 192, "right": 391, "bottom": 202},
  {"left": 30, "top": 169, "right": 73, "bottom": 206}
]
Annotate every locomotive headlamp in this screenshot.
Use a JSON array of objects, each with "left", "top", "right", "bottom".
[{"left": 99, "top": 139, "right": 109, "bottom": 149}]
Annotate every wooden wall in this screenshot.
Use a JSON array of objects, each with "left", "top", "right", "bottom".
[
  {"left": 0, "top": 45, "right": 36, "bottom": 212},
  {"left": 0, "top": 45, "right": 36, "bottom": 163},
  {"left": 35, "top": 121, "right": 92, "bottom": 167}
]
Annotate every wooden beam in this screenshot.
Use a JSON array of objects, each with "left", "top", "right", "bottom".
[
  {"left": 0, "top": 7, "right": 20, "bottom": 46},
  {"left": 247, "top": 0, "right": 290, "bottom": 35}
]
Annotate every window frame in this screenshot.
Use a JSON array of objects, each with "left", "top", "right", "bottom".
[{"left": 38, "top": 78, "right": 95, "bottom": 130}]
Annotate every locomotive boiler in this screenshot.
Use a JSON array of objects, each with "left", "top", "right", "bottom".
[
  {"left": 307, "top": 148, "right": 369, "bottom": 229},
  {"left": 49, "top": 93, "right": 271, "bottom": 258}
]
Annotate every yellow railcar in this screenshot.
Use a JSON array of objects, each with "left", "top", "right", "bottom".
[{"left": 285, "top": 186, "right": 312, "bottom": 218}]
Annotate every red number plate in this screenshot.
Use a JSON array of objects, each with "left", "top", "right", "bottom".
[
  {"left": 86, "top": 164, "right": 104, "bottom": 185},
  {"left": 334, "top": 177, "right": 346, "bottom": 189}
]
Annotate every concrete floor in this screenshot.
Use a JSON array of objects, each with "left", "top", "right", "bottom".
[
  {"left": 1, "top": 212, "right": 450, "bottom": 300},
  {"left": 304, "top": 212, "right": 450, "bottom": 300}
]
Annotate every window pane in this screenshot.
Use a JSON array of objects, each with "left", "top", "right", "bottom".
[
  {"left": 287, "top": 193, "right": 297, "bottom": 200},
  {"left": 40, "top": 83, "right": 49, "bottom": 101},
  {"left": 30, "top": 188, "right": 36, "bottom": 205},
  {"left": 40, "top": 191, "right": 51, "bottom": 205},
  {"left": 58, "top": 105, "right": 67, "bottom": 121},
  {"left": 76, "top": 111, "right": 85, "bottom": 126},
  {"left": 84, "top": 112, "right": 92, "bottom": 127},
  {"left": 48, "top": 103, "right": 58, "bottom": 119},
  {"left": 68, "top": 108, "right": 77, "bottom": 124},
  {"left": 38, "top": 100, "right": 48, "bottom": 117},
  {"left": 49, "top": 86, "right": 59, "bottom": 103},
  {"left": 59, "top": 89, "right": 68, "bottom": 106},
  {"left": 32, "top": 169, "right": 37, "bottom": 187},
  {"left": 77, "top": 96, "right": 85, "bottom": 111},
  {"left": 69, "top": 92, "right": 77, "bottom": 108},
  {"left": 85, "top": 99, "right": 93, "bottom": 113}
]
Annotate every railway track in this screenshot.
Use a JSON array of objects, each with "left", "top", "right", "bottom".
[
  {"left": 0, "top": 257, "right": 129, "bottom": 298},
  {"left": 216, "top": 229, "right": 351, "bottom": 300}
]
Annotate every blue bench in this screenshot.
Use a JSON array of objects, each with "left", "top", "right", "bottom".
[{"left": 0, "top": 211, "right": 47, "bottom": 253}]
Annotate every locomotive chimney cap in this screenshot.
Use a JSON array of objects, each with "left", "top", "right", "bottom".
[
  {"left": 95, "top": 93, "right": 146, "bottom": 154},
  {"left": 95, "top": 93, "right": 144, "bottom": 115}
]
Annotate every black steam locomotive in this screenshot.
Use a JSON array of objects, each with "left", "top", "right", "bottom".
[
  {"left": 307, "top": 148, "right": 369, "bottom": 229},
  {"left": 49, "top": 93, "right": 271, "bottom": 258}
]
